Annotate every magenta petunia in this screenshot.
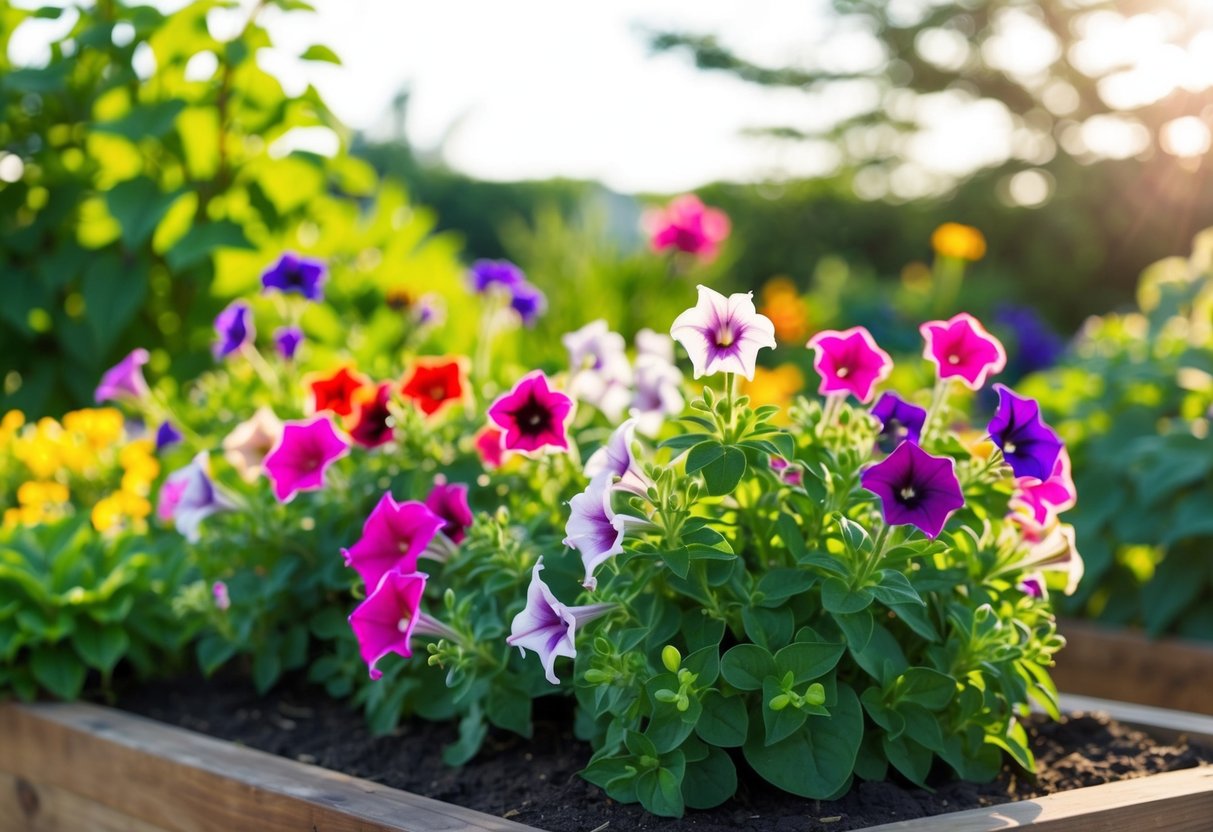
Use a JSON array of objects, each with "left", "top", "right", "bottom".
[
  {"left": 95, "top": 348, "right": 151, "bottom": 404},
  {"left": 920, "top": 313, "right": 1007, "bottom": 390},
  {"left": 669, "top": 285, "right": 776, "bottom": 381},
  {"left": 806, "top": 327, "right": 892, "bottom": 403},
  {"left": 424, "top": 478, "right": 474, "bottom": 544},
  {"left": 644, "top": 195, "right": 731, "bottom": 262},
  {"left": 342, "top": 492, "right": 446, "bottom": 591},
  {"left": 507, "top": 559, "right": 616, "bottom": 684},
  {"left": 348, "top": 570, "right": 456, "bottom": 680},
  {"left": 1011, "top": 447, "right": 1076, "bottom": 526},
  {"left": 488, "top": 372, "right": 574, "bottom": 454},
  {"left": 263, "top": 416, "right": 350, "bottom": 503},
  {"left": 861, "top": 441, "right": 965, "bottom": 539}
]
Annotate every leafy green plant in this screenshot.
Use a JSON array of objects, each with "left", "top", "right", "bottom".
[
  {"left": 1024, "top": 229, "right": 1213, "bottom": 639},
  {"left": 0, "top": 517, "right": 190, "bottom": 700}
]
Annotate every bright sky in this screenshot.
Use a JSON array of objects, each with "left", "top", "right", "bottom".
[{"left": 8, "top": 1, "right": 1213, "bottom": 194}]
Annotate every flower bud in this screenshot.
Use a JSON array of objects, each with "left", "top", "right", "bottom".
[
  {"left": 804, "top": 682, "right": 826, "bottom": 706},
  {"left": 584, "top": 668, "right": 612, "bottom": 684},
  {"left": 661, "top": 645, "right": 681, "bottom": 673},
  {"left": 769, "top": 694, "right": 790, "bottom": 711}
]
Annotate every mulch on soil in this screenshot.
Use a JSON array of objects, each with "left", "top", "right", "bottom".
[{"left": 117, "top": 674, "right": 1213, "bottom": 832}]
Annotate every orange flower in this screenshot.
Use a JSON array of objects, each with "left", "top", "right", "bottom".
[
  {"left": 742, "top": 364, "right": 805, "bottom": 415},
  {"left": 931, "top": 223, "right": 986, "bottom": 261},
  {"left": 759, "top": 278, "right": 810, "bottom": 345},
  {"left": 306, "top": 366, "right": 371, "bottom": 417}
]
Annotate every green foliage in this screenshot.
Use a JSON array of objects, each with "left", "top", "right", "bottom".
[
  {"left": 1026, "top": 229, "right": 1213, "bottom": 639},
  {"left": 0, "top": 517, "right": 190, "bottom": 700}
]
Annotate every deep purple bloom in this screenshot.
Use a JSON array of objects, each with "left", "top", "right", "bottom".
[
  {"left": 261, "top": 252, "right": 327, "bottom": 301},
  {"left": 348, "top": 570, "right": 457, "bottom": 680},
  {"left": 274, "top": 326, "right": 303, "bottom": 360},
  {"left": 488, "top": 372, "right": 574, "bottom": 454},
  {"left": 870, "top": 392, "right": 927, "bottom": 453},
  {"left": 510, "top": 281, "right": 547, "bottom": 326},
  {"left": 342, "top": 493, "right": 446, "bottom": 591},
  {"left": 469, "top": 259, "right": 526, "bottom": 293},
  {"left": 213, "top": 301, "right": 254, "bottom": 359},
  {"left": 507, "top": 559, "right": 616, "bottom": 684},
  {"left": 263, "top": 416, "right": 350, "bottom": 503},
  {"left": 95, "top": 348, "right": 151, "bottom": 404},
  {"left": 154, "top": 421, "right": 183, "bottom": 452},
  {"left": 669, "top": 284, "right": 776, "bottom": 380},
  {"left": 861, "top": 441, "right": 964, "bottom": 539},
  {"left": 424, "top": 479, "right": 474, "bottom": 544},
  {"left": 987, "top": 385, "right": 1063, "bottom": 482}
]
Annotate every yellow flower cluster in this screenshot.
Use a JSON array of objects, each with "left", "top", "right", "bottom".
[
  {"left": 759, "top": 277, "right": 811, "bottom": 344},
  {"left": 931, "top": 223, "right": 987, "bottom": 262},
  {"left": 743, "top": 364, "right": 805, "bottom": 418},
  {"left": 2, "top": 409, "right": 158, "bottom": 533}
]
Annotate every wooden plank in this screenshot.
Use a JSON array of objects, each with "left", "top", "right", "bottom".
[
  {"left": 1059, "top": 694, "right": 1213, "bottom": 746},
  {"left": 0, "top": 771, "right": 169, "bottom": 832},
  {"left": 859, "top": 766, "right": 1213, "bottom": 831},
  {"left": 1054, "top": 619, "right": 1213, "bottom": 715},
  {"left": 0, "top": 702, "right": 542, "bottom": 832}
]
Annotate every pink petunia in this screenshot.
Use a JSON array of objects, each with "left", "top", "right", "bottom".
[
  {"left": 806, "top": 327, "right": 893, "bottom": 403},
  {"left": 920, "top": 313, "right": 1007, "bottom": 390}
]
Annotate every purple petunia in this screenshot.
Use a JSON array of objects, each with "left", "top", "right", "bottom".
[
  {"left": 861, "top": 441, "right": 965, "bottom": 539},
  {"left": 213, "top": 301, "right": 254, "bottom": 359},
  {"left": 154, "top": 421, "right": 183, "bottom": 452},
  {"left": 468, "top": 259, "right": 546, "bottom": 326},
  {"left": 870, "top": 392, "right": 927, "bottom": 453},
  {"left": 274, "top": 326, "right": 304, "bottom": 360},
  {"left": 261, "top": 253, "right": 327, "bottom": 301},
  {"left": 987, "top": 385, "right": 1063, "bottom": 482},
  {"left": 95, "top": 348, "right": 151, "bottom": 404}
]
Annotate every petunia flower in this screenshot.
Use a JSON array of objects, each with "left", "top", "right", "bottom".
[
  {"left": 261, "top": 252, "right": 327, "bottom": 301},
  {"left": 583, "top": 418, "right": 650, "bottom": 498},
  {"left": 987, "top": 385, "right": 1063, "bottom": 482},
  {"left": 154, "top": 421, "right": 183, "bottom": 452},
  {"left": 400, "top": 357, "right": 467, "bottom": 418},
  {"left": 349, "top": 382, "right": 395, "bottom": 449},
  {"left": 157, "top": 452, "right": 237, "bottom": 542},
  {"left": 806, "top": 326, "right": 893, "bottom": 403},
  {"left": 306, "top": 366, "right": 370, "bottom": 418},
  {"left": 1018, "top": 572, "right": 1046, "bottom": 599},
  {"left": 424, "top": 478, "right": 474, "bottom": 545},
  {"left": 564, "top": 321, "right": 633, "bottom": 422},
  {"left": 213, "top": 301, "right": 255, "bottom": 360},
  {"left": 644, "top": 194, "right": 731, "bottom": 262},
  {"left": 263, "top": 416, "right": 350, "bottom": 503},
  {"left": 274, "top": 326, "right": 303, "bottom": 361},
  {"left": 870, "top": 392, "right": 928, "bottom": 453},
  {"left": 920, "top": 313, "right": 1007, "bottom": 390},
  {"left": 1005, "top": 516, "right": 1084, "bottom": 596},
  {"left": 212, "top": 581, "right": 231, "bottom": 611},
  {"left": 669, "top": 285, "right": 776, "bottom": 381},
  {"left": 342, "top": 492, "right": 446, "bottom": 591},
  {"left": 566, "top": 472, "right": 649, "bottom": 590},
  {"left": 507, "top": 559, "right": 617, "bottom": 684},
  {"left": 95, "top": 348, "right": 151, "bottom": 404},
  {"left": 770, "top": 456, "right": 803, "bottom": 486},
  {"left": 222, "top": 406, "right": 283, "bottom": 483},
  {"left": 474, "top": 425, "right": 505, "bottom": 469},
  {"left": 635, "top": 328, "right": 675, "bottom": 364},
  {"left": 1011, "top": 446, "right": 1076, "bottom": 527},
  {"left": 630, "top": 355, "right": 685, "bottom": 437},
  {"left": 861, "top": 441, "right": 965, "bottom": 539},
  {"left": 348, "top": 569, "right": 458, "bottom": 680},
  {"left": 469, "top": 259, "right": 526, "bottom": 293},
  {"left": 509, "top": 281, "right": 547, "bottom": 327},
  {"left": 488, "top": 372, "right": 574, "bottom": 454}
]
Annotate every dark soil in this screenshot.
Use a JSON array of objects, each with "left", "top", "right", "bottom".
[{"left": 116, "top": 674, "right": 1213, "bottom": 832}]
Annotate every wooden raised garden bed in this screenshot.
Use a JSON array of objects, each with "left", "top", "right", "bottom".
[{"left": 2, "top": 698, "right": 1213, "bottom": 832}]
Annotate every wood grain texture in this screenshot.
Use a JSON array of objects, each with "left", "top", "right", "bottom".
[
  {"left": 1054, "top": 619, "right": 1213, "bottom": 716},
  {"left": 0, "top": 701, "right": 541, "bottom": 832},
  {"left": 0, "top": 771, "right": 169, "bottom": 832}
]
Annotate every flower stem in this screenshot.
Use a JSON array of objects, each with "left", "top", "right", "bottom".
[{"left": 922, "top": 377, "right": 952, "bottom": 442}]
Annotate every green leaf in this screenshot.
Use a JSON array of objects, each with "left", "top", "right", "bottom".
[
  {"left": 888, "top": 600, "right": 941, "bottom": 641},
  {"left": 165, "top": 221, "right": 254, "bottom": 270},
  {"left": 196, "top": 634, "right": 238, "bottom": 676},
  {"left": 821, "top": 577, "right": 874, "bottom": 614},
  {"left": 696, "top": 691, "right": 748, "bottom": 747},
  {"left": 720, "top": 643, "right": 775, "bottom": 691},
  {"left": 107, "top": 178, "right": 184, "bottom": 250},
  {"left": 72, "top": 624, "right": 129, "bottom": 673},
  {"left": 443, "top": 706, "right": 488, "bottom": 766},
  {"left": 252, "top": 649, "right": 282, "bottom": 694},
  {"left": 683, "top": 644, "right": 720, "bottom": 686},
  {"left": 685, "top": 442, "right": 725, "bottom": 474},
  {"left": 300, "top": 44, "right": 342, "bottom": 63},
  {"left": 487, "top": 678, "right": 532, "bottom": 737},
  {"left": 883, "top": 734, "right": 933, "bottom": 786},
  {"left": 775, "top": 641, "right": 845, "bottom": 684},
  {"left": 741, "top": 605, "right": 794, "bottom": 650},
  {"left": 756, "top": 568, "right": 816, "bottom": 605},
  {"left": 682, "top": 746, "right": 736, "bottom": 810},
  {"left": 636, "top": 757, "right": 685, "bottom": 818},
  {"left": 700, "top": 447, "right": 747, "bottom": 496},
  {"left": 850, "top": 623, "right": 907, "bottom": 685},
  {"left": 894, "top": 668, "right": 957, "bottom": 711},
  {"left": 31, "top": 645, "right": 86, "bottom": 700},
  {"left": 986, "top": 718, "right": 1034, "bottom": 772},
  {"left": 871, "top": 569, "right": 924, "bottom": 607},
  {"left": 96, "top": 100, "right": 186, "bottom": 139},
  {"left": 834, "top": 608, "right": 875, "bottom": 654},
  {"left": 762, "top": 677, "right": 808, "bottom": 746},
  {"left": 774, "top": 513, "right": 806, "bottom": 560},
  {"left": 626, "top": 730, "right": 658, "bottom": 758},
  {"left": 80, "top": 254, "right": 148, "bottom": 354}
]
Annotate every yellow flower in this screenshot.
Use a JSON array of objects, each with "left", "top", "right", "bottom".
[
  {"left": 759, "top": 277, "right": 811, "bottom": 344},
  {"left": 92, "top": 489, "right": 152, "bottom": 532},
  {"left": 743, "top": 364, "right": 805, "bottom": 416},
  {"left": 958, "top": 429, "right": 996, "bottom": 461},
  {"left": 931, "top": 223, "right": 986, "bottom": 262},
  {"left": 13, "top": 420, "right": 66, "bottom": 480},
  {"left": 119, "top": 439, "right": 160, "bottom": 495},
  {"left": 63, "top": 408, "right": 125, "bottom": 451},
  {"left": 4, "top": 505, "right": 44, "bottom": 529},
  {"left": 17, "top": 480, "right": 70, "bottom": 507},
  {"left": 0, "top": 410, "right": 24, "bottom": 444}
]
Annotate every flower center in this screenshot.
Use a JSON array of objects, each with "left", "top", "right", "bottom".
[
  {"left": 899, "top": 486, "right": 916, "bottom": 501},
  {"left": 836, "top": 366, "right": 850, "bottom": 378},
  {"left": 512, "top": 396, "right": 552, "bottom": 437},
  {"left": 397, "top": 614, "right": 411, "bottom": 633},
  {"left": 716, "top": 325, "right": 735, "bottom": 348},
  {"left": 947, "top": 354, "right": 961, "bottom": 365},
  {"left": 1004, "top": 441, "right": 1017, "bottom": 455},
  {"left": 430, "top": 385, "right": 447, "bottom": 401}
]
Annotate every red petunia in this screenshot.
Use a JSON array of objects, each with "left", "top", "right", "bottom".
[
  {"left": 307, "top": 366, "right": 370, "bottom": 417},
  {"left": 400, "top": 357, "right": 467, "bottom": 417},
  {"left": 350, "top": 382, "right": 396, "bottom": 449}
]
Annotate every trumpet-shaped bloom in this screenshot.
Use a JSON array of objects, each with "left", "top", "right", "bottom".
[
  {"left": 507, "top": 559, "right": 616, "bottom": 684},
  {"left": 770, "top": 456, "right": 803, "bottom": 486},
  {"left": 1008, "top": 518, "right": 1084, "bottom": 596},
  {"left": 920, "top": 313, "right": 1006, "bottom": 390},
  {"left": 861, "top": 441, "right": 964, "bottom": 539},
  {"left": 157, "top": 452, "right": 236, "bottom": 542},
  {"left": 222, "top": 406, "right": 283, "bottom": 482},
  {"left": 807, "top": 327, "right": 892, "bottom": 403},
  {"left": 584, "top": 418, "right": 650, "bottom": 497},
  {"left": 1019, "top": 572, "right": 1046, "bottom": 599},
  {"left": 488, "top": 372, "right": 574, "bottom": 454},
  {"left": 348, "top": 570, "right": 427, "bottom": 680},
  {"left": 564, "top": 320, "right": 633, "bottom": 421},
  {"left": 261, "top": 252, "right": 327, "bottom": 301},
  {"left": 469, "top": 259, "right": 525, "bottom": 293},
  {"left": 342, "top": 493, "right": 446, "bottom": 591},
  {"left": 645, "top": 195, "right": 731, "bottom": 261},
  {"left": 213, "top": 301, "right": 254, "bottom": 359},
  {"left": 263, "top": 416, "right": 349, "bottom": 503},
  {"left": 307, "top": 366, "right": 370, "bottom": 418},
  {"left": 349, "top": 383, "right": 395, "bottom": 449},
  {"left": 1011, "top": 447, "right": 1076, "bottom": 526},
  {"left": 400, "top": 358, "right": 467, "bottom": 417},
  {"left": 630, "top": 355, "right": 685, "bottom": 437},
  {"left": 670, "top": 285, "right": 776, "bottom": 381},
  {"left": 870, "top": 392, "right": 927, "bottom": 453},
  {"left": 274, "top": 326, "right": 303, "bottom": 360},
  {"left": 425, "top": 479, "right": 474, "bottom": 544},
  {"left": 509, "top": 281, "right": 547, "bottom": 326},
  {"left": 566, "top": 472, "right": 647, "bottom": 589},
  {"left": 475, "top": 425, "right": 505, "bottom": 468},
  {"left": 987, "top": 385, "right": 1063, "bottom": 482},
  {"left": 154, "top": 421, "right": 183, "bottom": 452},
  {"left": 95, "top": 348, "right": 150, "bottom": 404}
]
